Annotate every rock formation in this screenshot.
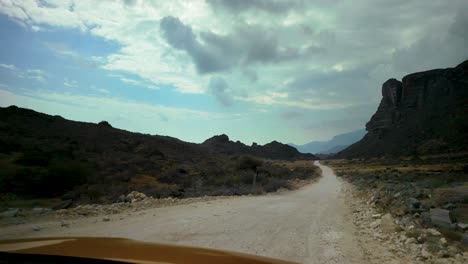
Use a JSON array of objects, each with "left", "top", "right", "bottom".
[
  {"left": 202, "top": 134, "right": 317, "bottom": 160},
  {"left": 337, "top": 59, "right": 468, "bottom": 157}
]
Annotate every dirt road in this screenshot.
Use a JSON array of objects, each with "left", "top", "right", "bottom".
[{"left": 0, "top": 161, "right": 368, "bottom": 263}]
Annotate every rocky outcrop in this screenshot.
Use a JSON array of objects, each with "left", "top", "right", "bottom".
[
  {"left": 202, "top": 134, "right": 317, "bottom": 160},
  {"left": 338, "top": 59, "right": 468, "bottom": 157}
]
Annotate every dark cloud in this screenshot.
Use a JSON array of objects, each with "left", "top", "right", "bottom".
[
  {"left": 160, "top": 16, "right": 232, "bottom": 74},
  {"left": 208, "top": 77, "right": 232, "bottom": 106},
  {"left": 122, "top": 0, "right": 137, "bottom": 7},
  {"left": 207, "top": 0, "right": 305, "bottom": 14},
  {"left": 160, "top": 16, "right": 306, "bottom": 74},
  {"left": 242, "top": 68, "right": 258, "bottom": 82},
  {"left": 280, "top": 110, "right": 302, "bottom": 120}
]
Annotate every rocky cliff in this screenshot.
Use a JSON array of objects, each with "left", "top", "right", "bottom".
[
  {"left": 202, "top": 134, "right": 317, "bottom": 160},
  {"left": 337, "top": 59, "right": 468, "bottom": 157}
]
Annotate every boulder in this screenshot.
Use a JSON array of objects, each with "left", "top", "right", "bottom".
[
  {"left": 0, "top": 208, "right": 19, "bottom": 218},
  {"left": 421, "top": 248, "right": 432, "bottom": 259},
  {"left": 420, "top": 212, "right": 431, "bottom": 226},
  {"left": 407, "top": 197, "right": 421, "bottom": 213},
  {"left": 462, "top": 234, "right": 468, "bottom": 247},
  {"left": 430, "top": 208, "right": 452, "bottom": 229},
  {"left": 426, "top": 228, "right": 442, "bottom": 236},
  {"left": 381, "top": 213, "right": 400, "bottom": 233},
  {"left": 456, "top": 222, "right": 467, "bottom": 231},
  {"left": 52, "top": 199, "right": 73, "bottom": 210},
  {"left": 32, "top": 207, "right": 51, "bottom": 215}
]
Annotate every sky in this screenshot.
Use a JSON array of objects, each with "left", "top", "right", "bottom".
[{"left": 0, "top": 0, "right": 467, "bottom": 145}]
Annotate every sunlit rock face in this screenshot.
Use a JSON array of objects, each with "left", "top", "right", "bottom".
[{"left": 338, "top": 59, "right": 468, "bottom": 157}]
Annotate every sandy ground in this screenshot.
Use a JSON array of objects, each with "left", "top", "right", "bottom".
[{"left": 1, "top": 161, "right": 369, "bottom": 263}]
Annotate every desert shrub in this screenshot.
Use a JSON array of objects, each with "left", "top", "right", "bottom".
[
  {"left": 237, "top": 156, "right": 263, "bottom": 171},
  {"left": 438, "top": 227, "right": 463, "bottom": 241},
  {"left": 263, "top": 178, "right": 289, "bottom": 192},
  {"left": 406, "top": 230, "right": 423, "bottom": 238},
  {"left": 14, "top": 150, "right": 50, "bottom": 166},
  {"left": 0, "top": 138, "right": 21, "bottom": 153},
  {"left": 425, "top": 236, "right": 442, "bottom": 253},
  {"left": 422, "top": 178, "right": 446, "bottom": 188},
  {"left": 36, "top": 161, "right": 91, "bottom": 196}
]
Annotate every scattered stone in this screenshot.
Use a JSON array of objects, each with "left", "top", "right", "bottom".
[
  {"left": 33, "top": 225, "right": 41, "bottom": 231},
  {"left": 421, "top": 248, "right": 432, "bottom": 259},
  {"left": 405, "top": 237, "right": 416, "bottom": 244},
  {"left": 102, "top": 217, "right": 110, "bottom": 222},
  {"left": 61, "top": 221, "right": 70, "bottom": 227},
  {"left": 0, "top": 208, "right": 19, "bottom": 218},
  {"left": 407, "top": 197, "right": 421, "bottom": 213},
  {"left": 420, "top": 212, "right": 431, "bottom": 226},
  {"left": 32, "top": 207, "right": 51, "bottom": 215},
  {"left": 456, "top": 222, "right": 467, "bottom": 231},
  {"left": 52, "top": 199, "right": 73, "bottom": 210},
  {"left": 437, "top": 250, "right": 450, "bottom": 258},
  {"left": 461, "top": 234, "right": 468, "bottom": 247},
  {"left": 370, "top": 220, "right": 380, "bottom": 229},
  {"left": 381, "top": 213, "right": 400, "bottom": 233},
  {"left": 446, "top": 246, "right": 459, "bottom": 257},
  {"left": 417, "top": 235, "right": 426, "bottom": 244},
  {"left": 439, "top": 237, "right": 447, "bottom": 246},
  {"left": 442, "top": 203, "right": 455, "bottom": 210},
  {"left": 433, "top": 258, "right": 452, "bottom": 264},
  {"left": 426, "top": 228, "right": 442, "bottom": 236},
  {"left": 430, "top": 208, "right": 452, "bottom": 229},
  {"left": 372, "top": 213, "right": 382, "bottom": 219}
]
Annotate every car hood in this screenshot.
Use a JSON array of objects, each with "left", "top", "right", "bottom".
[{"left": 0, "top": 237, "right": 296, "bottom": 264}]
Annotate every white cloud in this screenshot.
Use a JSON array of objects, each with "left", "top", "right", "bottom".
[
  {"left": 3, "top": 63, "right": 48, "bottom": 83},
  {"left": 107, "top": 73, "right": 160, "bottom": 90},
  {"left": 95, "top": 88, "right": 110, "bottom": 94},
  {"left": 63, "top": 78, "right": 78, "bottom": 88},
  {"left": 0, "top": 63, "right": 17, "bottom": 70}
]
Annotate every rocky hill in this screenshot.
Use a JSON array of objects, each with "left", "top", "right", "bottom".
[
  {"left": 337, "top": 59, "right": 468, "bottom": 158},
  {"left": 0, "top": 106, "right": 317, "bottom": 205},
  {"left": 202, "top": 134, "right": 316, "bottom": 160}
]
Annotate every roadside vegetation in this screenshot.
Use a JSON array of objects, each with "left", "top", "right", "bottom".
[{"left": 324, "top": 152, "right": 468, "bottom": 253}]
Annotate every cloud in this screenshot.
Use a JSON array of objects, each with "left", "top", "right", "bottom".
[
  {"left": 280, "top": 110, "right": 302, "bottom": 120},
  {"left": 160, "top": 16, "right": 233, "bottom": 74},
  {"left": 96, "top": 88, "right": 110, "bottom": 94},
  {"left": 207, "top": 0, "right": 305, "bottom": 14},
  {"left": 0, "top": 64, "right": 17, "bottom": 70},
  {"left": 107, "top": 74, "right": 160, "bottom": 90},
  {"left": 160, "top": 16, "right": 308, "bottom": 75},
  {"left": 63, "top": 78, "right": 78, "bottom": 88},
  {"left": 43, "top": 42, "right": 104, "bottom": 69},
  {"left": 3, "top": 63, "right": 48, "bottom": 83},
  {"left": 208, "top": 76, "right": 232, "bottom": 106}
]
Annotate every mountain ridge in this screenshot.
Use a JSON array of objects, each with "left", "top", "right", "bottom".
[{"left": 289, "top": 129, "right": 366, "bottom": 154}]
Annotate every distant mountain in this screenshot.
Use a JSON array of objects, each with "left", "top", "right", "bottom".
[
  {"left": 202, "top": 134, "right": 317, "bottom": 160},
  {"left": 337, "top": 59, "right": 468, "bottom": 158},
  {"left": 289, "top": 129, "right": 366, "bottom": 154}
]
